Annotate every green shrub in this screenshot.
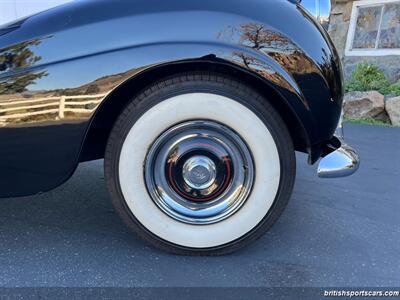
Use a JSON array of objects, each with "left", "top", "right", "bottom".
[
  {"left": 388, "top": 82, "right": 400, "bottom": 96},
  {"left": 345, "top": 62, "right": 396, "bottom": 95}
]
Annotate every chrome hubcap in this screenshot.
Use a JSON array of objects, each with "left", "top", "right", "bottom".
[
  {"left": 182, "top": 155, "right": 217, "bottom": 190},
  {"left": 144, "top": 120, "right": 254, "bottom": 225}
]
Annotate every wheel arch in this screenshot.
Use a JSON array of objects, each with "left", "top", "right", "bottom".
[{"left": 79, "top": 60, "right": 312, "bottom": 163}]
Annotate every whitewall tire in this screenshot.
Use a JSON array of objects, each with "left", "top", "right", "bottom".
[{"left": 105, "top": 72, "right": 296, "bottom": 255}]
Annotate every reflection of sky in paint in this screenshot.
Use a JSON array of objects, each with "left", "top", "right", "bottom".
[{"left": 302, "top": 0, "right": 331, "bottom": 18}]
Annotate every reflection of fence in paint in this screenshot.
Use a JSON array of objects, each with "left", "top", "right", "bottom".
[{"left": 0, "top": 93, "right": 106, "bottom": 126}]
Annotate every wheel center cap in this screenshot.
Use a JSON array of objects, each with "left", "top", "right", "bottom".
[{"left": 182, "top": 155, "right": 217, "bottom": 190}]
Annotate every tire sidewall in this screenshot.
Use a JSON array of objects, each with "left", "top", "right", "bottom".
[{"left": 105, "top": 76, "right": 296, "bottom": 255}]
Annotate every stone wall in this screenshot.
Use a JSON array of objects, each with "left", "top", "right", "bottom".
[{"left": 328, "top": 0, "right": 400, "bottom": 82}]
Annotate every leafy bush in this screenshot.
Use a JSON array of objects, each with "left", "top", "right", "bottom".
[
  {"left": 388, "top": 82, "right": 400, "bottom": 96},
  {"left": 345, "top": 62, "right": 399, "bottom": 96}
]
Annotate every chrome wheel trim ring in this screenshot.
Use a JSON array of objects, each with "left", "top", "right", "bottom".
[{"left": 144, "top": 120, "right": 255, "bottom": 225}]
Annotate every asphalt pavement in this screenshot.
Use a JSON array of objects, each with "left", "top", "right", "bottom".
[{"left": 0, "top": 123, "right": 399, "bottom": 290}]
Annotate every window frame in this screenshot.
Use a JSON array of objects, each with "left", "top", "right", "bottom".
[{"left": 345, "top": 0, "right": 400, "bottom": 56}]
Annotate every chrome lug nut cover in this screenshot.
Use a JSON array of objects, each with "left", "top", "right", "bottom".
[{"left": 182, "top": 155, "right": 217, "bottom": 190}]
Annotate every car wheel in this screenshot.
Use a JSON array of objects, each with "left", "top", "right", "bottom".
[{"left": 105, "top": 72, "right": 296, "bottom": 255}]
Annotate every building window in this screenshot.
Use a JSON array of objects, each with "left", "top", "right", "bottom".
[{"left": 346, "top": 0, "right": 400, "bottom": 56}]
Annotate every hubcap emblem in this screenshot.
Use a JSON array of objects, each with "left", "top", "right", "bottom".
[{"left": 182, "top": 156, "right": 217, "bottom": 190}]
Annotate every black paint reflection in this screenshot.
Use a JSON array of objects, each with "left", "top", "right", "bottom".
[
  {"left": 0, "top": 39, "right": 48, "bottom": 94},
  {"left": 0, "top": 0, "right": 343, "bottom": 197},
  {"left": 218, "top": 22, "right": 330, "bottom": 104}
]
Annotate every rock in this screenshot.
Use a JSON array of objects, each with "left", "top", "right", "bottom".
[
  {"left": 342, "top": 2, "right": 354, "bottom": 22},
  {"left": 386, "top": 96, "right": 400, "bottom": 126},
  {"left": 374, "top": 110, "right": 391, "bottom": 123},
  {"left": 344, "top": 91, "right": 385, "bottom": 120}
]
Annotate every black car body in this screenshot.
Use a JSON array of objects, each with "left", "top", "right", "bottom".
[{"left": 0, "top": 0, "right": 358, "bottom": 254}]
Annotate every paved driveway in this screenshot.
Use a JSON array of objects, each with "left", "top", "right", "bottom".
[{"left": 0, "top": 124, "right": 399, "bottom": 289}]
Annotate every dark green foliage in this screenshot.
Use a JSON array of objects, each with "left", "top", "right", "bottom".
[
  {"left": 345, "top": 62, "right": 400, "bottom": 96},
  {"left": 388, "top": 82, "right": 400, "bottom": 96}
]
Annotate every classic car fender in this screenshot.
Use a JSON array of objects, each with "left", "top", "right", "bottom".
[
  {"left": 0, "top": 42, "right": 311, "bottom": 197},
  {"left": 0, "top": 0, "right": 343, "bottom": 197}
]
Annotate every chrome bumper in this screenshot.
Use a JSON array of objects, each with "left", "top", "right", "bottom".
[
  {"left": 317, "top": 143, "right": 360, "bottom": 178},
  {"left": 317, "top": 115, "right": 360, "bottom": 178}
]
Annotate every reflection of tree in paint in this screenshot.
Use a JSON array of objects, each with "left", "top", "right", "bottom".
[
  {"left": 0, "top": 39, "right": 48, "bottom": 94},
  {"left": 219, "top": 23, "right": 297, "bottom": 54},
  {"left": 219, "top": 23, "right": 304, "bottom": 92},
  {"left": 238, "top": 23, "right": 297, "bottom": 53},
  {"left": 218, "top": 22, "right": 321, "bottom": 76},
  {"left": 217, "top": 22, "right": 329, "bottom": 100}
]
